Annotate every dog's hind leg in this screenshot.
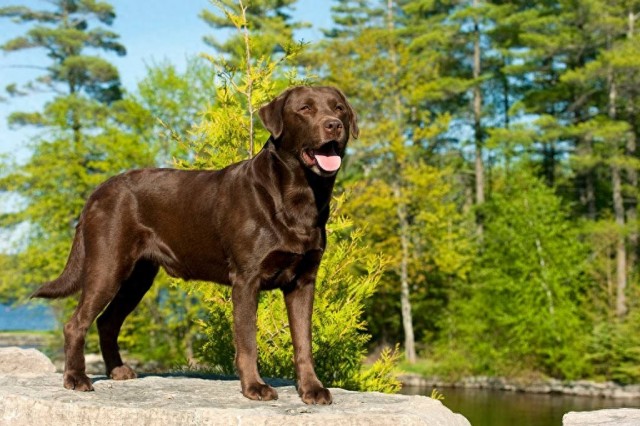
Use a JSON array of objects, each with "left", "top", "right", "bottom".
[
  {"left": 63, "top": 263, "right": 128, "bottom": 391},
  {"left": 97, "top": 259, "right": 158, "bottom": 380}
]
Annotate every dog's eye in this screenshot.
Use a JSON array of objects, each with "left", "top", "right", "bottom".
[
  {"left": 299, "top": 105, "right": 311, "bottom": 111},
  {"left": 335, "top": 105, "right": 345, "bottom": 112}
]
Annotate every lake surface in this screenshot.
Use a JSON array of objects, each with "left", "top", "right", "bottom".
[
  {"left": 0, "top": 303, "right": 56, "bottom": 331},
  {"left": 401, "top": 386, "right": 640, "bottom": 426}
]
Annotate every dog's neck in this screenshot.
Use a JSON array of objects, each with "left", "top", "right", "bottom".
[{"left": 258, "top": 138, "right": 336, "bottom": 224}]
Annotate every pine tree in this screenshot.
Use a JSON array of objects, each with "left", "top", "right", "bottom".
[
  {"left": 0, "top": 1, "right": 156, "bottom": 298},
  {"left": 201, "top": 0, "right": 306, "bottom": 65},
  {"left": 552, "top": 0, "right": 640, "bottom": 318},
  {"left": 318, "top": 0, "right": 472, "bottom": 363}
]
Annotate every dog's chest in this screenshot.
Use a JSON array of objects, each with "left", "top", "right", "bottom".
[
  {"left": 255, "top": 223, "right": 324, "bottom": 288},
  {"left": 259, "top": 245, "right": 324, "bottom": 289}
]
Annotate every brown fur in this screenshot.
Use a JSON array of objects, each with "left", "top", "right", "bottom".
[{"left": 32, "top": 86, "right": 358, "bottom": 404}]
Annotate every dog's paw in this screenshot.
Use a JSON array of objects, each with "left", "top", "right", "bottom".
[
  {"left": 299, "top": 385, "right": 332, "bottom": 405},
  {"left": 110, "top": 365, "right": 137, "bottom": 380},
  {"left": 63, "top": 371, "right": 94, "bottom": 391},
  {"left": 242, "top": 383, "right": 279, "bottom": 401}
]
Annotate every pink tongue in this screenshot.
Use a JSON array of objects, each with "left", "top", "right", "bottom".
[{"left": 315, "top": 154, "right": 342, "bottom": 172}]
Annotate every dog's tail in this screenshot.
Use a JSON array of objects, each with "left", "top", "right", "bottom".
[{"left": 31, "top": 225, "right": 85, "bottom": 299}]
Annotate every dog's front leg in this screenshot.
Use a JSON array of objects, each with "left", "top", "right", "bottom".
[
  {"left": 231, "top": 280, "right": 278, "bottom": 401},
  {"left": 284, "top": 281, "right": 332, "bottom": 405}
]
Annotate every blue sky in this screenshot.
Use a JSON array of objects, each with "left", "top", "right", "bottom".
[{"left": 0, "top": 0, "right": 333, "bottom": 161}]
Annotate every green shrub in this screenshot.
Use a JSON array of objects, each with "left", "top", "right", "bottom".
[{"left": 588, "top": 309, "right": 640, "bottom": 384}]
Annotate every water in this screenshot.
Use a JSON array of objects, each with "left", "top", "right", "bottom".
[
  {"left": 0, "top": 303, "right": 56, "bottom": 331},
  {"left": 401, "top": 386, "right": 640, "bottom": 426}
]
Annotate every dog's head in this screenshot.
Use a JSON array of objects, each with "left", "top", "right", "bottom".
[{"left": 259, "top": 86, "right": 359, "bottom": 177}]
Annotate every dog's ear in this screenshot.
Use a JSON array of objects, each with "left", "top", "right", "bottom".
[
  {"left": 259, "top": 90, "right": 290, "bottom": 139},
  {"left": 334, "top": 88, "right": 359, "bottom": 139}
]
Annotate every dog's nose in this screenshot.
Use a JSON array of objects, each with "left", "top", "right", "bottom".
[{"left": 324, "top": 119, "right": 343, "bottom": 133}]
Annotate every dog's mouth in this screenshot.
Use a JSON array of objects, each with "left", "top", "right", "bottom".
[{"left": 301, "top": 142, "right": 342, "bottom": 174}]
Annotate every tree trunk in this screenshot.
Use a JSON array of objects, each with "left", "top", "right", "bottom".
[
  {"left": 609, "top": 66, "right": 628, "bottom": 318},
  {"left": 626, "top": 128, "right": 637, "bottom": 278},
  {"left": 626, "top": 9, "right": 638, "bottom": 284},
  {"left": 394, "top": 183, "right": 416, "bottom": 363},
  {"left": 578, "top": 134, "right": 597, "bottom": 220},
  {"left": 239, "top": 0, "right": 255, "bottom": 158},
  {"left": 613, "top": 164, "right": 628, "bottom": 317},
  {"left": 386, "top": 0, "right": 417, "bottom": 364},
  {"left": 473, "top": 0, "right": 484, "bottom": 237},
  {"left": 542, "top": 142, "right": 556, "bottom": 187},
  {"left": 501, "top": 55, "right": 510, "bottom": 130}
]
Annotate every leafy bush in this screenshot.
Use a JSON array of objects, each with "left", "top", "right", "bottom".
[{"left": 588, "top": 309, "right": 640, "bottom": 384}]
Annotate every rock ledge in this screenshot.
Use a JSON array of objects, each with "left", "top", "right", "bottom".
[
  {"left": 563, "top": 408, "right": 640, "bottom": 425},
  {"left": 0, "top": 347, "right": 469, "bottom": 426}
]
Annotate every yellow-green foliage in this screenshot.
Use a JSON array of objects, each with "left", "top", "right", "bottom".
[
  {"left": 174, "top": 0, "right": 308, "bottom": 170},
  {"left": 346, "top": 162, "right": 472, "bottom": 280},
  {"left": 430, "top": 388, "right": 445, "bottom": 401}
]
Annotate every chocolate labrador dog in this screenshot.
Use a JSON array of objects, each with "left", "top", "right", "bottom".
[{"left": 31, "top": 86, "right": 358, "bottom": 405}]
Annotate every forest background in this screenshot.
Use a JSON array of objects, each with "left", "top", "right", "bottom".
[{"left": 2, "top": 0, "right": 640, "bottom": 390}]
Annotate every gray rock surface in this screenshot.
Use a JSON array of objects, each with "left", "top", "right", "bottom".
[
  {"left": 0, "top": 346, "right": 56, "bottom": 375},
  {"left": 563, "top": 408, "right": 640, "bottom": 425},
  {"left": 0, "top": 347, "right": 470, "bottom": 425}
]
